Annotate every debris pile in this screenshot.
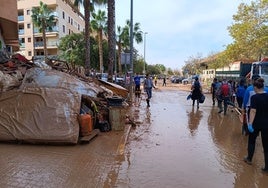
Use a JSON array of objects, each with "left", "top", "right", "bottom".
[{"left": 0, "top": 52, "right": 128, "bottom": 144}]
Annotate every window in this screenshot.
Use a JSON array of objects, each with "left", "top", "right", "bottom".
[
  {"left": 78, "top": 24, "right": 80, "bottom": 31},
  {"left": 26, "top": 10, "right": 31, "bottom": 15},
  {"left": 28, "top": 37, "right": 31, "bottom": 42},
  {"left": 63, "top": 25, "right": 65, "bottom": 33},
  {"left": 68, "top": 16, "right": 70, "bottom": 23},
  {"left": 68, "top": 29, "right": 71, "bottom": 35},
  {"left": 62, "top": 11, "right": 65, "bottom": 19},
  {"left": 28, "top": 51, "right": 32, "bottom": 56},
  {"left": 27, "top": 23, "right": 31, "bottom": 29}
]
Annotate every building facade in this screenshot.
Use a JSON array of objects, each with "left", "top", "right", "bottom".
[
  {"left": 0, "top": 0, "right": 19, "bottom": 52},
  {"left": 17, "top": 0, "right": 85, "bottom": 60}
]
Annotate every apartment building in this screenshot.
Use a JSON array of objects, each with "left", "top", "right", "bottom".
[
  {"left": 0, "top": 0, "right": 19, "bottom": 52},
  {"left": 17, "top": 0, "right": 85, "bottom": 60}
]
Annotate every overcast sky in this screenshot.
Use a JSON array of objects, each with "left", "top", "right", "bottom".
[{"left": 115, "top": 0, "right": 251, "bottom": 70}]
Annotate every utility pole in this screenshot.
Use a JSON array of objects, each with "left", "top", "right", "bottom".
[{"left": 143, "top": 32, "right": 148, "bottom": 74}]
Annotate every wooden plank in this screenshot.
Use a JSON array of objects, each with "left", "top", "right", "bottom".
[{"left": 79, "top": 129, "right": 100, "bottom": 144}]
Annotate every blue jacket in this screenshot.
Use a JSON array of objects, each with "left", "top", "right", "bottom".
[{"left": 243, "top": 85, "right": 268, "bottom": 109}]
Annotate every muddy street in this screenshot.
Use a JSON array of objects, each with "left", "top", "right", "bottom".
[
  {"left": 115, "top": 84, "right": 268, "bottom": 188},
  {"left": 0, "top": 84, "right": 268, "bottom": 188}
]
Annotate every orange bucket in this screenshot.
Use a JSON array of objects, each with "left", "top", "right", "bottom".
[{"left": 78, "top": 114, "right": 93, "bottom": 136}]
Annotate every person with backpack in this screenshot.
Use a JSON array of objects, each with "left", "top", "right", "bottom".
[
  {"left": 191, "top": 77, "right": 202, "bottom": 108},
  {"left": 218, "top": 78, "right": 232, "bottom": 115}
]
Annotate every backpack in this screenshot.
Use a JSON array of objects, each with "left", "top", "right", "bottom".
[{"left": 221, "top": 83, "right": 229, "bottom": 97}]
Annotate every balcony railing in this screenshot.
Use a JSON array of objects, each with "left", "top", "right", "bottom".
[
  {"left": 50, "top": 12, "right": 58, "bottom": 18},
  {"left": 34, "top": 26, "right": 59, "bottom": 34},
  {"left": 20, "top": 43, "right": 25, "bottom": 48},
  {"left": 18, "top": 29, "right": 25, "bottom": 35},
  {"left": 18, "top": 15, "right": 24, "bottom": 22},
  {"left": 34, "top": 41, "right": 58, "bottom": 47}
]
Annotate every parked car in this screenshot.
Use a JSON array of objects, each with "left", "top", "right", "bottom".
[
  {"left": 171, "top": 76, "right": 184, "bottom": 84},
  {"left": 182, "top": 78, "right": 192, "bottom": 85},
  {"left": 113, "top": 76, "right": 125, "bottom": 86}
]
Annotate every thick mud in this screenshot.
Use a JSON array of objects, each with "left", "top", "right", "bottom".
[
  {"left": 0, "top": 83, "right": 267, "bottom": 188},
  {"left": 115, "top": 84, "right": 268, "bottom": 188}
]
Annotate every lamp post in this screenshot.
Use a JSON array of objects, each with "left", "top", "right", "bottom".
[
  {"left": 129, "top": 0, "right": 134, "bottom": 104},
  {"left": 143, "top": 32, "right": 148, "bottom": 74}
]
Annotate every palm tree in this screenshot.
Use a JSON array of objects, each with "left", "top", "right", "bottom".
[
  {"left": 107, "top": 0, "right": 115, "bottom": 82},
  {"left": 74, "top": 0, "right": 105, "bottom": 75},
  {"left": 116, "top": 25, "right": 129, "bottom": 75},
  {"left": 91, "top": 9, "right": 107, "bottom": 73},
  {"left": 31, "top": 1, "right": 55, "bottom": 63},
  {"left": 116, "top": 20, "right": 143, "bottom": 75}
]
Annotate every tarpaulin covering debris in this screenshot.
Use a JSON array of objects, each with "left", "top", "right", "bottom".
[{"left": 0, "top": 68, "right": 103, "bottom": 144}]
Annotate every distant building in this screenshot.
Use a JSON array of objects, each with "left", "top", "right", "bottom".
[
  {"left": 17, "top": 0, "right": 85, "bottom": 60},
  {"left": 202, "top": 69, "right": 215, "bottom": 82},
  {"left": 0, "top": 0, "right": 19, "bottom": 52}
]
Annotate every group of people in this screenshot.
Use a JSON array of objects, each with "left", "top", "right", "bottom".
[
  {"left": 211, "top": 75, "right": 268, "bottom": 173},
  {"left": 133, "top": 73, "right": 156, "bottom": 107}
]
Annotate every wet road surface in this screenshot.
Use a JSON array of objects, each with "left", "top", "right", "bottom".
[
  {"left": 0, "top": 84, "right": 268, "bottom": 188},
  {"left": 115, "top": 85, "right": 268, "bottom": 188}
]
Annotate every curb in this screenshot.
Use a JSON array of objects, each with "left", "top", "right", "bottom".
[{"left": 116, "top": 124, "right": 132, "bottom": 155}]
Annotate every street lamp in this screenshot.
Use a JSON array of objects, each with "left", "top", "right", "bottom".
[
  {"left": 143, "top": 32, "right": 148, "bottom": 75},
  {"left": 129, "top": 0, "right": 134, "bottom": 104}
]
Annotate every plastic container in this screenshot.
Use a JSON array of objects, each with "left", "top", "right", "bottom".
[
  {"left": 78, "top": 114, "right": 93, "bottom": 136},
  {"left": 107, "top": 97, "right": 124, "bottom": 106},
  {"left": 109, "top": 106, "right": 126, "bottom": 131}
]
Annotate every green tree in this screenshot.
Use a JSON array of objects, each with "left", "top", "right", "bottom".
[
  {"left": 31, "top": 1, "right": 55, "bottom": 63},
  {"left": 58, "top": 33, "right": 85, "bottom": 67},
  {"left": 116, "top": 20, "right": 143, "bottom": 75},
  {"left": 227, "top": 0, "right": 268, "bottom": 61},
  {"left": 74, "top": 0, "right": 105, "bottom": 75},
  {"left": 58, "top": 32, "right": 108, "bottom": 72},
  {"left": 91, "top": 9, "right": 107, "bottom": 73},
  {"left": 116, "top": 25, "right": 129, "bottom": 75}
]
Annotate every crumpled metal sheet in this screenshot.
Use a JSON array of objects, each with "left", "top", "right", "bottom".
[{"left": 0, "top": 68, "right": 100, "bottom": 144}]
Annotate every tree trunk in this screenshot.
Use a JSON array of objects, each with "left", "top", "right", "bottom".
[
  {"left": 98, "top": 29, "right": 103, "bottom": 73},
  {"left": 84, "top": 0, "right": 90, "bottom": 75},
  {"left": 117, "top": 42, "right": 122, "bottom": 75},
  {"left": 42, "top": 20, "right": 47, "bottom": 63},
  {"left": 107, "top": 0, "right": 115, "bottom": 82}
]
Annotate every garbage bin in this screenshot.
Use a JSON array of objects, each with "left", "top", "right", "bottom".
[{"left": 109, "top": 106, "right": 126, "bottom": 131}]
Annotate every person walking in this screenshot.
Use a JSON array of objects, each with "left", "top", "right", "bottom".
[
  {"left": 243, "top": 78, "right": 268, "bottom": 173},
  {"left": 134, "top": 73, "right": 141, "bottom": 106},
  {"left": 162, "top": 76, "right": 166, "bottom": 86},
  {"left": 211, "top": 78, "right": 218, "bottom": 105},
  {"left": 144, "top": 74, "right": 155, "bottom": 107},
  {"left": 191, "top": 77, "right": 202, "bottom": 108},
  {"left": 236, "top": 78, "right": 247, "bottom": 109},
  {"left": 217, "top": 78, "right": 232, "bottom": 115},
  {"left": 242, "top": 75, "right": 268, "bottom": 135},
  {"left": 154, "top": 76, "right": 157, "bottom": 86}
]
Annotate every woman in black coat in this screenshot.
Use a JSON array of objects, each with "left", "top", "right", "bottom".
[{"left": 191, "top": 77, "right": 202, "bottom": 108}]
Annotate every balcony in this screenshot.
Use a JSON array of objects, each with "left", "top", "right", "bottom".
[
  {"left": 18, "top": 29, "right": 25, "bottom": 35},
  {"left": 34, "top": 41, "right": 58, "bottom": 48},
  {"left": 18, "top": 15, "right": 24, "bottom": 22},
  {"left": 34, "top": 26, "right": 59, "bottom": 34},
  {"left": 50, "top": 12, "right": 58, "bottom": 19},
  {"left": 20, "top": 43, "right": 25, "bottom": 48}
]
